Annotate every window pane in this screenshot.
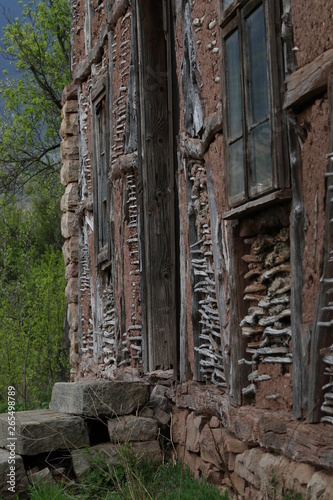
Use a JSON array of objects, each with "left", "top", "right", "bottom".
[
  {"left": 245, "top": 4, "right": 269, "bottom": 125},
  {"left": 229, "top": 138, "right": 244, "bottom": 198},
  {"left": 249, "top": 121, "right": 271, "bottom": 191},
  {"left": 225, "top": 30, "right": 243, "bottom": 140}
]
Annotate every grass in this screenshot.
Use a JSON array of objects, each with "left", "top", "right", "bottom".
[{"left": 27, "top": 443, "right": 225, "bottom": 499}]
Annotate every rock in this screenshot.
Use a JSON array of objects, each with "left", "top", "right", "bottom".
[
  {"left": 61, "top": 182, "right": 79, "bottom": 212},
  {"left": 61, "top": 211, "right": 79, "bottom": 239},
  {"left": 306, "top": 471, "right": 327, "bottom": 499},
  {"left": 230, "top": 471, "right": 246, "bottom": 496},
  {"left": 186, "top": 413, "right": 205, "bottom": 453},
  {"left": 28, "top": 467, "right": 53, "bottom": 487},
  {"left": 0, "top": 410, "right": 89, "bottom": 455},
  {"left": 65, "top": 277, "right": 78, "bottom": 303},
  {"left": 60, "top": 159, "right": 79, "bottom": 186},
  {"left": 234, "top": 448, "right": 264, "bottom": 490},
  {"left": 139, "top": 407, "right": 154, "bottom": 418},
  {"left": 60, "top": 112, "right": 78, "bottom": 138},
  {"left": 108, "top": 415, "right": 158, "bottom": 442},
  {"left": 49, "top": 381, "right": 150, "bottom": 417},
  {"left": 60, "top": 136, "right": 79, "bottom": 161},
  {"left": 199, "top": 424, "right": 222, "bottom": 468},
  {"left": 153, "top": 408, "right": 171, "bottom": 427},
  {"left": 62, "top": 237, "right": 79, "bottom": 265},
  {"left": 0, "top": 449, "right": 29, "bottom": 499},
  {"left": 171, "top": 410, "right": 189, "bottom": 445},
  {"left": 72, "top": 441, "right": 162, "bottom": 481}
]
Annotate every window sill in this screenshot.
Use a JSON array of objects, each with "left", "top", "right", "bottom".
[{"left": 223, "top": 189, "right": 292, "bottom": 220}]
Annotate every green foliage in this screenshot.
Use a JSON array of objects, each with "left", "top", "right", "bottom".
[
  {"left": 71, "top": 444, "right": 223, "bottom": 500},
  {"left": 28, "top": 480, "right": 70, "bottom": 500},
  {"left": 0, "top": 184, "right": 68, "bottom": 410},
  {"left": 0, "top": 0, "right": 70, "bottom": 193}
]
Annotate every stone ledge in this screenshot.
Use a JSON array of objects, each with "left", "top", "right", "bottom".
[
  {"left": 0, "top": 410, "right": 89, "bottom": 456},
  {"left": 49, "top": 381, "right": 150, "bottom": 417}
]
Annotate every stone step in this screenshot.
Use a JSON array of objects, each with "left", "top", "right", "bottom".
[
  {"left": 49, "top": 380, "right": 150, "bottom": 417},
  {"left": 0, "top": 410, "right": 89, "bottom": 456},
  {"left": 0, "top": 449, "right": 29, "bottom": 498}
]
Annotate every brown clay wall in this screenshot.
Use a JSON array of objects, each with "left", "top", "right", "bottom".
[
  {"left": 297, "top": 98, "right": 329, "bottom": 324},
  {"left": 291, "top": 0, "right": 333, "bottom": 68},
  {"left": 189, "top": 0, "right": 221, "bottom": 120},
  {"left": 71, "top": 0, "right": 86, "bottom": 66}
]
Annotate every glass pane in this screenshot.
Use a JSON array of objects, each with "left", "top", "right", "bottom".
[
  {"left": 245, "top": 4, "right": 269, "bottom": 125},
  {"left": 225, "top": 30, "right": 243, "bottom": 140},
  {"left": 229, "top": 138, "right": 244, "bottom": 198},
  {"left": 249, "top": 121, "right": 272, "bottom": 190}
]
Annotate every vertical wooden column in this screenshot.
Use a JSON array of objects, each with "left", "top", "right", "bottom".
[{"left": 136, "top": 0, "right": 178, "bottom": 372}]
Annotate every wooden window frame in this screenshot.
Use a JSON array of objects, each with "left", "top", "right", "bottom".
[
  {"left": 91, "top": 77, "right": 110, "bottom": 266},
  {"left": 220, "top": 0, "right": 290, "bottom": 213}
]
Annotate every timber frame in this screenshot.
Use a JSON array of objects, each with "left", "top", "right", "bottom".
[{"left": 60, "top": 0, "right": 333, "bottom": 489}]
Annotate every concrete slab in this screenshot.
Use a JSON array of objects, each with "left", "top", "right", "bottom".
[
  {"left": 0, "top": 448, "right": 29, "bottom": 499},
  {"left": 49, "top": 380, "right": 150, "bottom": 417},
  {"left": 0, "top": 410, "right": 89, "bottom": 455}
]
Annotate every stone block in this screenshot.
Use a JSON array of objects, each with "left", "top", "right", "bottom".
[
  {"left": 284, "top": 462, "right": 315, "bottom": 497},
  {"left": 183, "top": 449, "right": 200, "bottom": 480},
  {"left": 65, "top": 263, "right": 79, "bottom": 280},
  {"left": 153, "top": 407, "right": 171, "bottom": 427},
  {"left": 67, "top": 303, "right": 78, "bottom": 332},
  {"left": 230, "top": 471, "right": 246, "bottom": 496},
  {"left": 186, "top": 412, "right": 205, "bottom": 453},
  {"left": 49, "top": 381, "right": 150, "bottom": 417},
  {"left": 171, "top": 410, "right": 189, "bottom": 445},
  {"left": 0, "top": 410, "right": 89, "bottom": 456},
  {"left": 62, "top": 99, "right": 78, "bottom": 114},
  {"left": 307, "top": 471, "right": 329, "bottom": 499},
  {"left": 61, "top": 212, "right": 79, "bottom": 239},
  {"left": 62, "top": 237, "right": 79, "bottom": 265},
  {"left": 234, "top": 448, "right": 264, "bottom": 490},
  {"left": 72, "top": 441, "right": 162, "bottom": 481},
  {"left": 61, "top": 182, "right": 79, "bottom": 212},
  {"left": 0, "top": 449, "right": 29, "bottom": 499},
  {"left": 62, "top": 84, "right": 78, "bottom": 105},
  {"left": 60, "top": 136, "right": 79, "bottom": 161},
  {"left": 222, "top": 429, "right": 248, "bottom": 454},
  {"left": 28, "top": 467, "right": 54, "bottom": 487},
  {"left": 210, "top": 416, "right": 220, "bottom": 428},
  {"left": 108, "top": 415, "right": 158, "bottom": 442},
  {"left": 60, "top": 112, "right": 78, "bottom": 138},
  {"left": 61, "top": 159, "right": 79, "bottom": 186},
  {"left": 199, "top": 424, "right": 222, "bottom": 468},
  {"left": 65, "top": 277, "right": 78, "bottom": 303}
]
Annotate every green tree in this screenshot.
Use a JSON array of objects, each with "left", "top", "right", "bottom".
[
  {"left": 0, "top": 192, "right": 68, "bottom": 409},
  {"left": 0, "top": 0, "right": 70, "bottom": 194}
]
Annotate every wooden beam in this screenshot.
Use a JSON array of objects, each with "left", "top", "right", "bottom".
[
  {"left": 223, "top": 189, "right": 292, "bottom": 220},
  {"left": 73, "top": 25, "right": 108, "bottom": 83},
  {"left": 284, "top": 49, "right": 333, "bottom": 109}
]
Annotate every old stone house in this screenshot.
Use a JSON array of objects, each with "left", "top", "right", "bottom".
[{"left": 60, "top": 0, "right": 333, "bottom": 495}]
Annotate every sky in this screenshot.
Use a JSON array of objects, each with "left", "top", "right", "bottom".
[{"left": 0, "top": 0, "right": 23, "bottom": 80}]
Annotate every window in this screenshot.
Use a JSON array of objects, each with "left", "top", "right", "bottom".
[
  {"left": 221, "top": 0, "right": 289, "bottom": 210},
  {"left": 91, "top": 78, "right": 110, "bottom": 265}
]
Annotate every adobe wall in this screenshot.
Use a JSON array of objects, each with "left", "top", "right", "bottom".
[{"left": 59, "top": 0, "right": 333, "bottom": 496}]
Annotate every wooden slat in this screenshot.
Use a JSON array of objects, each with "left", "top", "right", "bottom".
[{"left": 284, "top": 49, "right": 333, "bottom": 109}]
